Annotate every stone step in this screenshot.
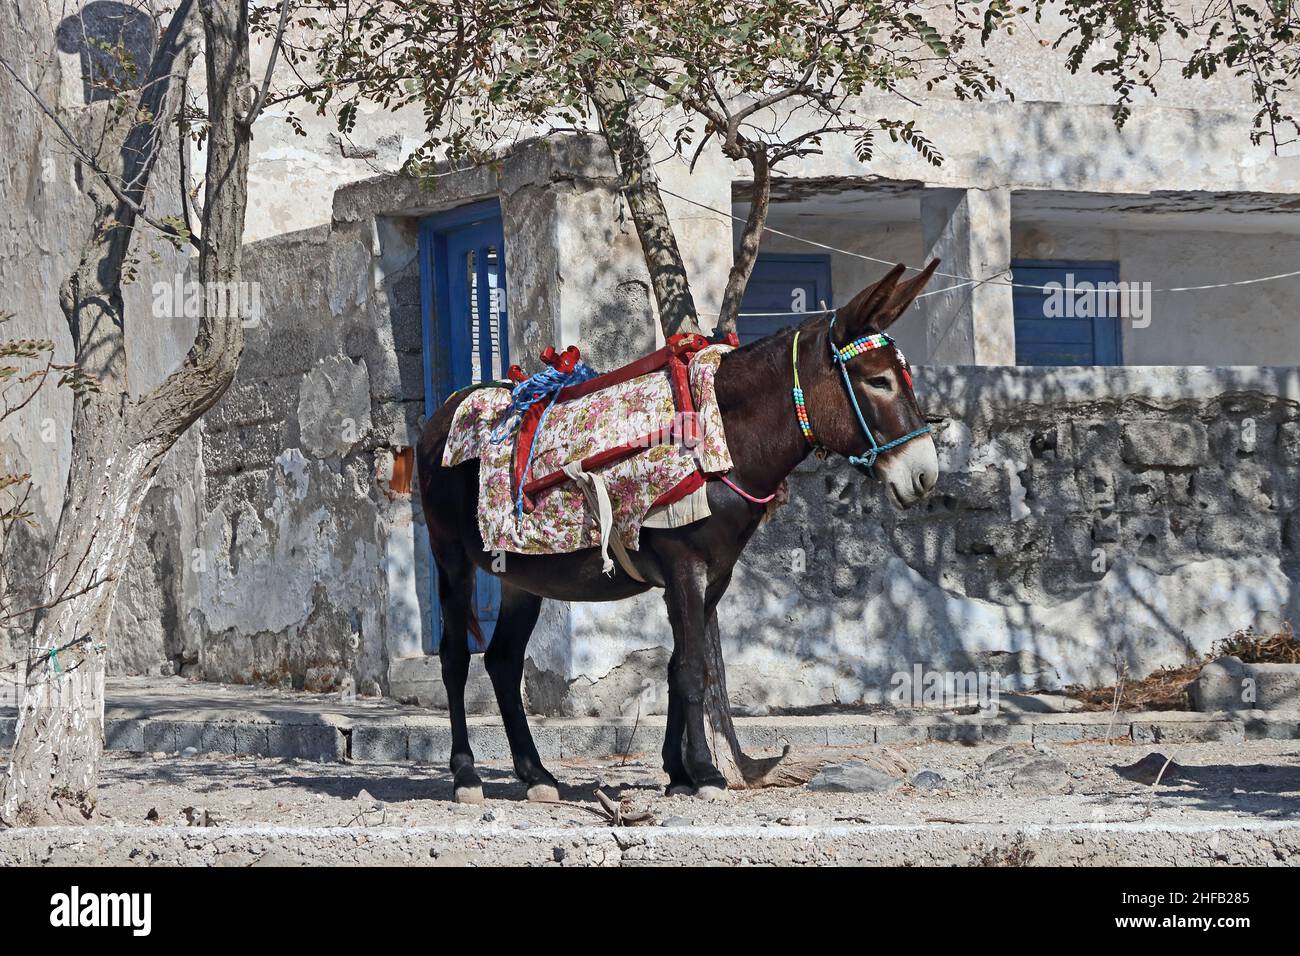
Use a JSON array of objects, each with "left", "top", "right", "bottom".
[{"left": 4, "top": 708, "right": 1297, "bottom": 763}]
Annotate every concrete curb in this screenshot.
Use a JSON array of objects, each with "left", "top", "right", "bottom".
[{"left": 4, "top": 709, "right": 1298, "bottom": 763}]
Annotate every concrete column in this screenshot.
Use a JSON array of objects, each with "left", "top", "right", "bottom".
[{"left": 920, "top": 188, "right": 1015, "bottom": 365}]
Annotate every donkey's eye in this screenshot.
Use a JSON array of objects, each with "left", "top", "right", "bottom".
[{"left": 867, "top": 376, "right": 892, "bottom": 390}]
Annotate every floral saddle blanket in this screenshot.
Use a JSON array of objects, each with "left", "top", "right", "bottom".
[{"left": 443, "top": 335, "right": 735, "bottom": 570}]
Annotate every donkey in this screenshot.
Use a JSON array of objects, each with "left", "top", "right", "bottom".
[{"left": 417, "top": 261, "right": 941, "bottom": 803}]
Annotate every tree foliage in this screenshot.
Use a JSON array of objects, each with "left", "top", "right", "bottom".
[{"left": 1039, "top": 1, "right": 1300, "bottom": 148}]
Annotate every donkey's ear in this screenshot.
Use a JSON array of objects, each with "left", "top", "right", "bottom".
[
  {"left": 834, "top": 263, "right": 906, "bottom": 342},
  {"left": 874, "top": 259, "right": 941, "bottom": 331}
]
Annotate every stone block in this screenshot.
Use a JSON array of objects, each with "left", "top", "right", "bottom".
[
  {"left": 407, "top": 725, "right": 451, "bottom": 763},
  {"left": 1195, "top": 514, "right": 1280, "bottom": 558},
  {"left": 199, "top": 723, "right": 238, "bottom": 755},
  {"left": 1121, "top": 421, "right": 1207, "bottom": 468},
  {"left": 927, "top": 721, "right": 982, "bottom": 743},
  {"left": 1278, "top": 421, "right": 1300, "bottom": 465},
  {"left": 1255, "top": 665, "right": 1300, "bottom": 710},
  {"left": 1244, "top": 715, "right": 1300, "bottom": 740},
  {"left": 234, "top": 724, "right": 271, "bottom": 756},
  {"left": 104, "top": 718, "right": 145, "bottom": 752},
  {"left": 982, "top": 721, "right": 1034, "bottom": 743},
  {"left": 268, "top": 723, "right": 345, "bottom": 761},
  {"left": 874, "top": 723, "right": 928, "bottom": 744},
  {"left": 1032, "top": 722, "right": 1098, "bottom": 743},
  {"left": 351, "top": 724, "right": 408, "bottom": 762},
  {"left": 1131, "top": 719, "right": 1244, "bottom": 744}
]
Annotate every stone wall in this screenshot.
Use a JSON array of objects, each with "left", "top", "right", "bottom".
[{"left": 545, "top": 366, "right": 1300, "bottom": 715}]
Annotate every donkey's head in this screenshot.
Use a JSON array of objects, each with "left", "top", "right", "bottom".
[{"left": 806, "top": 261, "right": 940, "bottom": 508}]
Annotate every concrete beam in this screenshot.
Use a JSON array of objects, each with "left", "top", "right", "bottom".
[{"left": 920, "top": 188, "right": 1015, "bottom": 365}]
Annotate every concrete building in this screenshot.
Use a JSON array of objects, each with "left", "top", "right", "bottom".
[{"left": 3, "top": 1, "right": 1299, "bottom": 716}]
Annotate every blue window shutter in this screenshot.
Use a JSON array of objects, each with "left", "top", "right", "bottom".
[
  {"left": 737, "top": 254, "right": 833, "bottom": 344},
  {"left": 1012, "top": 259, "right": 1123, "bottom": 366}
]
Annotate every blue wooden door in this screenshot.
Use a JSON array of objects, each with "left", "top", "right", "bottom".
[
  {"left": 1012, "top": 260, "right": 1122, "bottom": 366},
  {"left": 736, "top": 254, "right": 833, "bottom": 344},
  {"left": 419, "top": 201, "right": 508, "bottom": 652}
]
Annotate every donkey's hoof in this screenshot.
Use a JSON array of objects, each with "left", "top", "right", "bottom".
[
  {"left": 453, "top": 784, "right": 485, "bottom": 805},
  {"left": 526, "top": 783, "right": 560, "bottom": 803},
  {"left": 693, "top": 784, "right": 728, "bottom": 802},
  {"left": 665, "top": 783, "right": 696, "bottom": 797}
]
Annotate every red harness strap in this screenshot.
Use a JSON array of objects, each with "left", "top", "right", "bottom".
[{"left": 513, "top": 333, "right": 716, "bottom": 512}]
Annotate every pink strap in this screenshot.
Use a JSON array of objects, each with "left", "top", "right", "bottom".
[{"left": 718, "top": 474, "right": 776, "bottom": 505}]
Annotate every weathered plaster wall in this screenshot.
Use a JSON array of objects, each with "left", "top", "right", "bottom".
[
  {"left": 537, "top": 366, "right": 1300, "bottom": 715},
  {"left": 0, "top": 0, "right": 201, "bottom": 676},
  {"left": 228, "top": 2, "right": 1299, "bottom": 245},
  {"left": 1011, "top": 221, "right": 1300, "bottom": 366},
  {"left": 189, "top": 136, "right": 728, "bottom": 698},
  {"left": 742, "top": 208, "right": 1300, "bottom": 367}
]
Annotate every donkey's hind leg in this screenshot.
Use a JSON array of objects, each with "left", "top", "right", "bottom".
[
  {"left": 434, "top": 549, "right": 484, "bottom": 804},
  {"left": 483, "top": 584, "right": 559, "bottom": 802}
]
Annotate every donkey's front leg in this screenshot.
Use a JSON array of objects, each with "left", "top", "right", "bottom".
[{"left": 661, "top": 560, "right": 728, "bottom": 797}]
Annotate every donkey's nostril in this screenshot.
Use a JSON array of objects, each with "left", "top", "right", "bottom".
[{"left": 916, "top": 467, "right": 936, "bottom": 493}]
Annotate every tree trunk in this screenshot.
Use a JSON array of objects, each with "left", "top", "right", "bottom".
[
  {"left": 586, "top": 77, "right": 702, "bottom": 338},
  {"left": 0, "top": 415, "right": 164, "bottom": 824},
  {"left": 0, "top": 0, "right": 251, "bottom": 827},
  {"left": 584, "top": 78, "right": 789, "bottom": 788},
  {"left": 716, "top": 149, "right": 772, "bottom": 335}
]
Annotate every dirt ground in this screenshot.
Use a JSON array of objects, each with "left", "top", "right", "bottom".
[
  {"left": 3, "top": 737, "right": 1298, "bottom": 865},
  {"left": 79, "top": 739, "right": 1300, "bottom": 828}
]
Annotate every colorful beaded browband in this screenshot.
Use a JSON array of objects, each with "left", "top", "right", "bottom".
[{"left": 835, "top": 332, "right": 893, "bottom": 363}]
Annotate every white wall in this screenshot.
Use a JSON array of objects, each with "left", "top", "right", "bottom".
[
  {"left": 1012, "top": 221, "right": 1300, "bottom": 366},
  {"left": 739, "top": 207, "right": 1300, "bottom": 367}
]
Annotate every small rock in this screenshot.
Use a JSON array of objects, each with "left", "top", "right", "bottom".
[
  {"left": 1010, "top": 758, "right": 1071, "bottom": 792},
  {"left": 481, "top": 810, "right": 496, "bottom": 823},
  {"left": 660, "top": 815, "right": 692, "bottom": 827},
  {"left": 981, "top": 744, "right": 1070, "bottom": 791},
  {"left": 1114, "top": 752, "right": 1187, "bottom": 786},
  {"left": 144, "top": 807, "right": 160, "bottom": 822},
  {"left": 181, "top": 747, "right": 198, "bottom": 757},
  {"left": 808, "top": 761, "right": 903, "bottom": 794},
  {"left": 911, "top": 770, "right": 947, "bottom": 790},
  {"left": 355, "top": 788, "right": 382, "bottom": 809}
]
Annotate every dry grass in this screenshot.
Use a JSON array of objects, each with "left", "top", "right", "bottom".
[
  {"left": 1213, "top": 621, "right": 1300, "bottom": 664},
  {"left": 1062, "top": 622, "right": 1298, "bottom": 712},
  {"left": 1064, "top": 661, "right": 1202, "bottom": 712}
]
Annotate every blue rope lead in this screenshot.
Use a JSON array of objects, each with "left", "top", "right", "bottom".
[{"left": 491, "top": 360, "right": 601, "bottom": 519}]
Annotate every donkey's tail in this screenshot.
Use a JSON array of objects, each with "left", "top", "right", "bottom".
[{"left": 466, "top": 607, "right": 486, "bottom": 649}]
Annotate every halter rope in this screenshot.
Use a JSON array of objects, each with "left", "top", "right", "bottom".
[{"left": 791, "top": 314, "right": 932, "bottom": 476}]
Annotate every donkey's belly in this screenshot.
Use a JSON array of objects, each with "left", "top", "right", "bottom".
[{"left": 467, "top": 545, "right": 657, "bottom": 603}]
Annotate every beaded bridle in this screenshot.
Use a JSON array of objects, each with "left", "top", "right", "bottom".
[{"left": 791, "top": 313, "right": 932, "bottom": 476}]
